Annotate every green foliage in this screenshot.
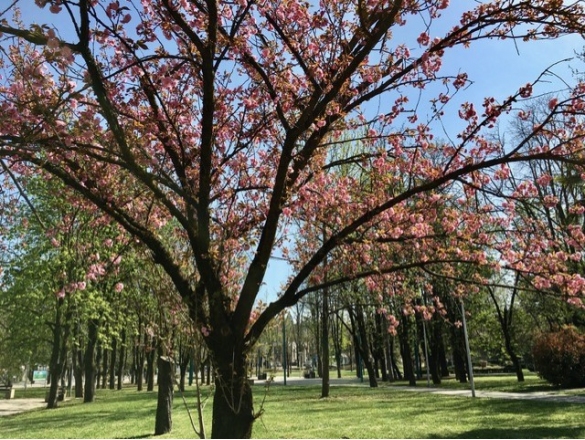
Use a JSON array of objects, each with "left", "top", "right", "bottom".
[{"left": 532, "top": 326, "right": 585, "bottom": 388}]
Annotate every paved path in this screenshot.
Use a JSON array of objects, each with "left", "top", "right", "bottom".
[
  {"left": 392, "top": 385, "right": 585, "bottom": 404},
  {"left": 0, "top": 398, "right": 45, "bottom": 417},
  {"left": 254, "top": 375, "right": 585, "bottom": 403}
]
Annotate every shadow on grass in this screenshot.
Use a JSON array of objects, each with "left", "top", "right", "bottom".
[
  {"left": 432, "top": 426, "right": 585, "bottom": 438},
  {"left": 0, "top": 390, "right": 158, "bottom": 438}
]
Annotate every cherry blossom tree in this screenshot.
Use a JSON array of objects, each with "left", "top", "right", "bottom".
[{"left": 1, "top": 1, "right": 585, "bottom": 437}]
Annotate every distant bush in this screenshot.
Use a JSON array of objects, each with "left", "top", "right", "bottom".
[{"left": 532, "top": 326, "right": 585, "bottom": 388}]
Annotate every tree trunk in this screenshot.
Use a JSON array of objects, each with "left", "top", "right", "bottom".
[
  {"left": 399, "top": 313, "right": 416, "bottom": 386},
  {"left": 117, "top": 329, "right": 126, "bottom": 390},
  {"left": 84, "top": 319, "right": 98, "bottom": 403},
  {"left": 154, "top": 351, "right": 174, "bottom": 435},
  {"left": 95, "top": 343, "right": 103, "bottom": 390},
  {"left": 389, "top": 338, "right": 402, "bottom": 380},
  {"left": 47, "top": 344, "right": 62, "bottom": 409},
  {"left": 109, "top": 337, "right": 117, "bottom": 389},
  {"left": 439, "top": 342, "right": 450, "bottom": 378},
  {"left": 136, "top": 338, "right": 145, "bottom": 391},
  {"left": 146, "top": 343, "right": 156, "bottom": 391},
  {"left": 72, "top": 321, "right": 84, "bottom": 398},
  {"left": 47, "top": 298, "right": 70, "bottom": 409},
  {"left": 179, "top": 361, "right": 188, "bottom": 392},
  {"left": 73, "top": 344, "right": 84, "bottom": 398},
  {"left": 206, "top": 358, "right": 212, "bottom": 385},
  {"left": 354, "top": 305, "right": 378, "bottom": 388},
  {"left": 332, "top": 313, "right": 343, "bottom": 379},
  {"left": 101, "top": 348, "right": 109, "bottom": 389},
  {"left": 178, "top": 343, "right": 190, "bottom": 392},
  {"left": 502, "top": 319, "right": 525, "bottom": 382},
  {"left": 374, "top": 314, "right": 389, "bottom": 381},
  {"left": 211, "top": 352, "right": 254, "bottom": 439},
  {"left": 450, "top": 325, "right": 467, "bottom": 383},
  {"left": 321, "top": 284, "right": 330, "bottom": 398},
  {"left": 312, "top": 295, "right": 322, "bottom": 378},
  {"left": 428, "top": 316, "right": 443, "bottom": 385}
]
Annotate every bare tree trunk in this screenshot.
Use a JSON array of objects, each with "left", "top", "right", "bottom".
[
  {"left": 374, "top": 313, "right": 389, "bottom": 381},
  {"left": 109, "top": 337, "right": 117, "bottom": 389},
  {"left": 84, "top": 319, "right": 98, "bottom": 402},
  {"left": 488, "top": 281, "right": 525, "bottom": 382},
  {"left": 321, "top": 285, "right": 330, "bottom": 398},
  {"left": 95, "top": 343, "right": 103, "bottom": 390},
  {"left": 211, "top": 346, "right": 254, "bottom": 438},
  {"left": 101, "top": 348, "right": 108, "bottom": 389},
  {"left": 47, "top": 298, "right": 71, "bottom": 409},
  {"left": 146, "top": 341, "right": 156, "bottom": 391},
  {"left": 117, "top": 329, "right": 126, "bottom": 390},
  {"left": 72, "top": 320, "right": 84, "bottom": 398},
  {"left": 428, "top": 315, "right": 443, "bottom": 385},
  {"left": 450, "top": 324, "right": 468, "bottom": 383},
  {"left": 399, "top": 313, "right": 416, "bottom": 386},
  {"left": 47, "top": 302, "right": 64, "bottom": 409},
  {"left": 154, "top": 349, "right": 174, "bottom": 435},
  {"left": 178, "top": 342, "right": 190, "bottom": 392},
  {"left": 332, "top": 313, "right": 343, "bottom": 379},
  {"left": 136, "top": 341, "right": 145, "bottom": 391},
  {"left": 350, "top": 304, "right": 378, "bottom": 388}
]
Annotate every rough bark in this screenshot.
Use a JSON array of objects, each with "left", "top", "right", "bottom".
[
  {"left": 84, "top": 319, "right": 99, "bottom": 403},
  {"left": 154, "top": 352, "right": 174, "bottom": 435},
  {"left": 47, "top": 298, "right": 70, "bottom": 409},
  {"left": 135, "top": 337, "right": 145, "bottom": 391},
  {"left": 374, "top": 313, "right": 389, "bottom": 381},
  {"left": 399, "top": 313, "right": 416, "bottom": 386},
  {"left": 95, "top": 343, "right": 103, "bottom": 390},
  {"left": 178, "top": 343, "right": 190, "bottom": 392},
  {"left": 101, "top": 348, "right": 108, "bottom": 389},
  {"left": 211, "top": 351, "right": 254, "bottom": 438},
  {"left": 109, "top": 337, "right": 117, "bottom": 389},
  {"left": 352, "top": 304, "right": 378, "bottom": 388},
  {"left": 117, "top": 329, "right": 126, "bottom": 390},
  {"left": 450, "top": 324, "right": 468, "bottom": 383},
  {"left": 73, "top": 344, "right": 84, "bottom": 398},
  {"left": 388, "top": 338, "right": 402, "bottom": 380},
  {"left": 428, "top": 316, "right": 443, "bottom": 385},
  {"left": 146, "top": 343, "right": 156, "bottom": 391}
]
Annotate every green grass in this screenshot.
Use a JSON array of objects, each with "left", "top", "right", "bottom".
[
  {"left": 12, "top": 387, "right": 48, "bottom": 399},
  {"left": 407, "top": 372, "right": 585, "bottom": 395},
  {"left": 1, "top": 379, "right": 584, "bottom": 438}
]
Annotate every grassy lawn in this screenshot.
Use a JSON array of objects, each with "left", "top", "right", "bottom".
[
  {"left": 11, "top": 387, "right": 48, "bottom": 399},
  {"left": 1, "top": 378, "right": 584, "bottom": 438},
  {"left": 405, "top": 372, "right": 585, "bottom": 396}
]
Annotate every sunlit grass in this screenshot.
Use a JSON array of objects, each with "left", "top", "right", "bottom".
[
  {"left": 1, "top": 378, "right": 584, "bottom": 438},
  {"left": 403, "top": 372, "right": 585, "bottom": 396}
]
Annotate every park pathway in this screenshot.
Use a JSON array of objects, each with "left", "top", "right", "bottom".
[
  {"left": 0, "top": 398, "right": 45, "bottom": 417},
  {"left": 392, "top": 385, "right": 585, "bottom": 404},
  {"left": 260, "top": 375, "right": 585, "bottom": 404}
]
